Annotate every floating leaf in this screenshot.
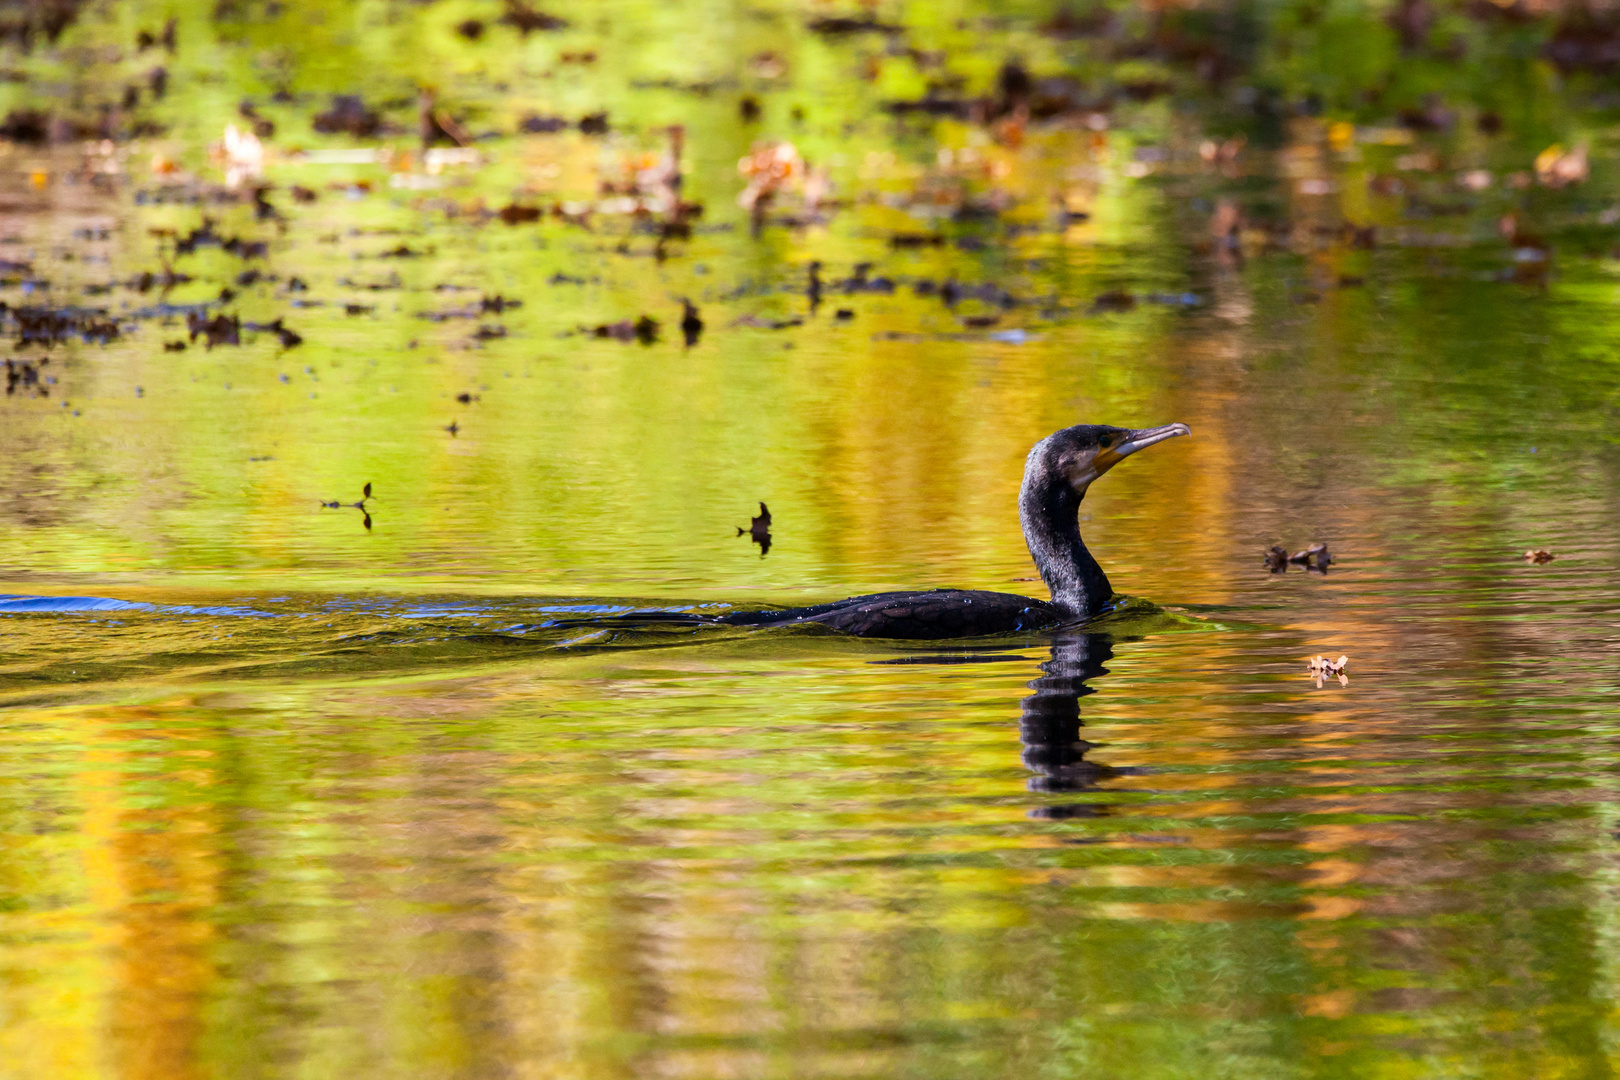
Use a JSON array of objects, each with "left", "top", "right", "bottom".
[
  {"left": 738, "top": 502, "right": 772, "bottom": 556},
  {"left": 1307, "top": 654, "right": 1349, "bottom": 688}
]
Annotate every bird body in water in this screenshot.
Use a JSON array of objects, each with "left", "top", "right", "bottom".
[{"left": 719, "top": 422, "right": 1190, "bottom": 639}]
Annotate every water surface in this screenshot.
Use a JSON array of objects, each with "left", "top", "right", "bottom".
[{"left": 3, "top": 1, "right": 1620, "bottom": 1077}]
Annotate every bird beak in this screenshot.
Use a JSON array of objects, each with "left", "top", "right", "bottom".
[
  {"left": 1095, "top": 422, "right": 1192, "bottom": 471},
  {"left": 1118, "top": 422, "right": 1192, "bottom": 457}
]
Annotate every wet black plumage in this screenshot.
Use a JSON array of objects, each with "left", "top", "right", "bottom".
[{"left": 719, "top": 588, "right": 1053, "bottom": 639}]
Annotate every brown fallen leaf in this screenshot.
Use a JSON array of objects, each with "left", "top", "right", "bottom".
[
  {"left": 737, "top": 141, "right": 804, "bottom": 233},
  {"left": 591, "top": 320, "right": 636, "bottom": 342},
  {"left": 1286, "top": 542, "right": 1333, "bottom": 572},
  {"left": 313, "top": 95, "right": 384, "bottom": 138},
  {"left": 680, "top": 299, "right": 702, "bottom": 347},
  {"left": 587, "top": 315, "right": 660, "bottom": 344},
  {"left": 499, "top": 0, "right": 567, "bottom": 35},
  {"left": 1307, "top": 654, "right": 1349, "bottom": 688},
  {"left": 188, "top": 312, "right": 240, "bottom": 348},
  {"left": 737, "top": 502, "right": 772, "bottom": 556},
  {"left": 244, "top": 317, "right": 302, "bottom": 349},
  {"left": 807, "top": 15, "right": 900, "bottom": 34},
  {"left": 519, "top": 114, "right": 570, "bottom": 133},
  {"left": 497, "top": 203, "right": 542, "bottom": 225},
  {"left": 1535, "top": 143, "right": 1588, "bottom": 189},
  {"left": 5, "top": 358, "right": 46, "bottom": 396},
  {"left": 1090, "top": 290, "right": 1136, "bottom": 313},
  {"left": 319, "top": 483, "right": 374, "bottom": 531},
  {"left": 733, "top": 314, "right": 803, "bottom": 330},
  {"left": 1524, "top": 549, "right": 1555, "bottom": 564}
]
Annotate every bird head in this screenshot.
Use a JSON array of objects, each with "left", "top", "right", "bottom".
[{"left": 1035, "top": 422, "right": 1192, "bottom": 493}]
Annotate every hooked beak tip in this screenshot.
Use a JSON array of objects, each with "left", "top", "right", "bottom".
[{"left": 1116, "top": 422, "right": 1192, "bottom": 458}]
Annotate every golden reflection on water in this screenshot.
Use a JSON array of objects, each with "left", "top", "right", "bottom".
[{"left": 0, "top": 609, "right": 1615, "bottom": 1078}]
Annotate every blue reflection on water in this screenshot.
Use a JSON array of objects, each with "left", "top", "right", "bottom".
[{"left": 0, "top": 594, "right": 274, "bottom": 617}]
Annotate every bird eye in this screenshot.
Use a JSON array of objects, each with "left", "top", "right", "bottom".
[{"left": 1098, "top": 435, "right": 1113, "bottom": 448}]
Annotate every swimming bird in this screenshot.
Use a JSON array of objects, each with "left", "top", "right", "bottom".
[{"left": 720, "top": 422, "right": 1190, "bottom": 639}]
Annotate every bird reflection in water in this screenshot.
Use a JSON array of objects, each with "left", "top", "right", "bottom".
[
  {"left": 1021, "top": 633, "right": 1134, "bottom": 820},
  {"left": 874, "top": 632, "right": 1131, "bottom": 820}
]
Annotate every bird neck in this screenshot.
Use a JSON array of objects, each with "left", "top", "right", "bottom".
[{"left": 1018, "top": 468, "right": 1111, "bottom": 618}]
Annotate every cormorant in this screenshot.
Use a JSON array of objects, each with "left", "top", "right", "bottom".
[{"left": 720, "top": 422, "right": 1190, "bottom": 639}]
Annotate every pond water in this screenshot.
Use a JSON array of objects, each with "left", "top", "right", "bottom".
[{"left": 4, "top": 1, "right": 1620, "bottom": 1077}]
